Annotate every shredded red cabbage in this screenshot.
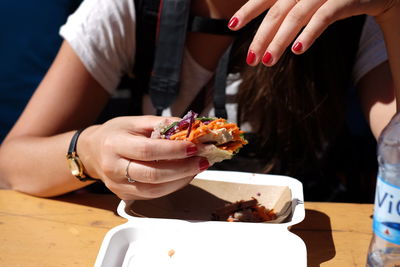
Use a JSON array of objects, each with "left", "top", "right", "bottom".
[
  {"left": 164, "top": 110, "right": 198, "bottom": 139},
  {"left": 184, "top": 111, "right": 198, "bottom": 137}
]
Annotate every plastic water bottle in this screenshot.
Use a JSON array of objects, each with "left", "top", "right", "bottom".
[{"left": 367, "top": 113, "right": 400, "bottom": 266}]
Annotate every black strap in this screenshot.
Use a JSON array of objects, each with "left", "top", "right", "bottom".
[
  {"left": 213, "top": 45, "right": 232, "bottom": 119},
  {"left": 148, "top": 0, "right": 192, "bottom": 115},
  {"left": 133, "top": 0, "right": 236, "bottom": 117},
  {"left": 67, "top": 129, "right": 99, "bottom": 182},
  {"left": 133, "top": 0, "right": 159, "bottom": 94},
  {"left": 188, "top": 16, "right": 234, "bottom": 35},
  {"left": 68, "top": 129, "right": 83, "bottom": 154}
]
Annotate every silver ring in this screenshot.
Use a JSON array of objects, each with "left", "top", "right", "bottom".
[{"left": 125, "top": 160, "right": 136, "bottom": 183}]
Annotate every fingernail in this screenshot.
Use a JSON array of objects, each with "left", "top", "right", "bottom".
[
  {"left": 186, "top": 146, "right": 198, "bottom": 156},
  {"left": 228, "top": 17, "right": 239, "bottom": 29},
  {"left": 199, "top": 158, "right": 210, "bottom": 171},
  {"left": 262, "top": 51, "right": 272, "bottom": 65},
  {"left": 246, "top": 50, "right": 256, "bottom": 65},
  {"left": 292, "top": 42, "right": 303, "bottom": 53}
]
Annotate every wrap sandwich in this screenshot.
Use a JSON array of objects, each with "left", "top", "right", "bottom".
[{"left": 152, "top": 111, "right": 248, "bottom": 164}]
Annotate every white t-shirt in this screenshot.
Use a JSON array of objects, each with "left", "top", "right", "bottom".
[
  {"left": 353, "top": 15, "right": 388, "bottom": 84},
  {"left": 60, "top": 0, "right": 387, "bottom": 122}
]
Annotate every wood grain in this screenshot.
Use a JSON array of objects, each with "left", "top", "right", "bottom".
[{"left": 0, "top": 190, "right": 373, "bottom": 266}]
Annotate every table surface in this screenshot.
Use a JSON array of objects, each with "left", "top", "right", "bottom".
[{"left": 0, "top": 190, "right": 373, "bottom": 267}]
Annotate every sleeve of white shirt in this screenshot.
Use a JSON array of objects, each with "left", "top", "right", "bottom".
[
  {"left": 59, "top": 0, "right": 136, "bottom": 95},
  {"left": 353, "top": 16, "right": 388, "bottom": 85}
]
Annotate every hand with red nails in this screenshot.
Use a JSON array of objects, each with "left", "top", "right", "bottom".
[
  {"left": 228, "top": 0, "right": 400, "bottom": 67},
  {"left": 75, "top": 116, "right": 209, "bottom": 200}
]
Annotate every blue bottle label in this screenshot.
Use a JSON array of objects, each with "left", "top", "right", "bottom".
[{"left": 373, "top": 176, "right": 400, "bottom": 245}]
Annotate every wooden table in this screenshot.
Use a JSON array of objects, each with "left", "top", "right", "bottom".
[{"left": 0, "top": 190, "right": 373, "bottom": 267}]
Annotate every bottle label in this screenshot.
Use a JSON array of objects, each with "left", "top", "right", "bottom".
[{"left": 373, "top": 176, "right": 400, "bottom": 245}]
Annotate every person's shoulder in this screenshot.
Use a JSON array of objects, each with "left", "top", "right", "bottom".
[
  {"left": 65, "top": 0, "right": 135, "bottom": 26},
  {"left": 60, "top": 0, "right": 137, "bottom": 95},
  {"left": 61, "top": 0, "right": 137, "bottom": 42}
]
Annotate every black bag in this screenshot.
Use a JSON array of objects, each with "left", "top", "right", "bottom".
[{"left": 97, "top": 0, "right": 235, "bottom": 122}]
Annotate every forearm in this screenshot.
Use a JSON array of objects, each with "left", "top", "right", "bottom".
[
  {"left": 0, "top": 132, "right": 91, "bottom": 197},
  {"left": 376, "top": 4, "right": 400, "bottom": 110}
]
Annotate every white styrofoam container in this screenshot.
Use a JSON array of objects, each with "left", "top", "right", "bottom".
[{"left": 95, "top": 170, "right": 307, "bottom": 267}]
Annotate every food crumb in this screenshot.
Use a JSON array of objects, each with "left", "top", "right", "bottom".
[{"left": 168, "top": 249, "right": 175, "bottom": 257}]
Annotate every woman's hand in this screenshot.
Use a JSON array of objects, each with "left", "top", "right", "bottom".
[
  {"left": 79, "top": 116, "right": 209, "bottom": 200},
  {"left": 228, "top": 0, "right": 399, "bottom": 66}
]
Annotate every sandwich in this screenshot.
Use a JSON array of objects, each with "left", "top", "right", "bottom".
[{"left": 152, "top": 111, "right": 247, "bottom": 164}]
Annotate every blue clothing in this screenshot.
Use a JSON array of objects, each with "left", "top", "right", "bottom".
[{"left": 0, "top": 0, "right": 82, "bottom": 142}]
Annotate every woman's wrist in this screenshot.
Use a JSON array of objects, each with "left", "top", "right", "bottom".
[{"left": 76, "top": 125, "right": 101, "bottom": 180}]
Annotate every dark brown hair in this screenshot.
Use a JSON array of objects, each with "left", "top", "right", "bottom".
[{"left": 232, "top": 16, "right": 365, "bottom": 176}]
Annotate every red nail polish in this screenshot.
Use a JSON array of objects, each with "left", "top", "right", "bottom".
[
  {"left": 186, "top": 146, "right": 198, "bottom": 156},
  {"left": 199, "top": 158, "right": 209, "bottom": 171},
  {"left": 262, "top": 52, "right": 272, "bottom": 65},
  {"left": 293, "top": 42, "right": 303, "bottom": 52},
  {"left": 228, "top": 17, "right": 239, "bottom": 29},
  {"left": 246, "top": 50, "right": 256, "bottom": 65}
]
